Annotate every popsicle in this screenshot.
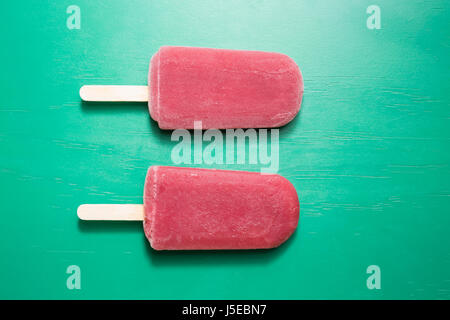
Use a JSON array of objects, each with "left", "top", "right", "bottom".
[
  {"left": 78, "top": 166, "right": 300, "bottom": 250},
  {"left": 80, "top": 46, "right": 303, "bottom": 129}
]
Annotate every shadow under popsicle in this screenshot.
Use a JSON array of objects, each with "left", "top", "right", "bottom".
[
  {"left": 78, "top": 219, "right": 141, "bottom": 233},
  {"left": 77, "top": 219, "right": 298, "bottom": 265},
  {"left": 81, "top": 100, "right": 148, "bottom": 113}
]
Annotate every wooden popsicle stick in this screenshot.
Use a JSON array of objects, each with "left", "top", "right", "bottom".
[
  {"left": 77, "top": 204, "right": 144, "bottom": 221},
  {"left": 79, "top": 85, "right": 148, "bottom": 102}
]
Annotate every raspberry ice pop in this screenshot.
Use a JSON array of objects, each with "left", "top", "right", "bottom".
[
  {"left": 78, "top": 166, "right": 300, "bottom": 250},
  {"left": 80, "top": 46, "right": 303, "bottom": 129}
]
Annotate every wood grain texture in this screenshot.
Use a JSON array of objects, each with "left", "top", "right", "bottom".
[{"left": 0, "top": 0, "right": 449, "bottom": 299}]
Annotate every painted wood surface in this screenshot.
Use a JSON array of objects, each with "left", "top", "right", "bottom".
[{"left": 0, "top": 1, "right": 449, "bottom": 299}]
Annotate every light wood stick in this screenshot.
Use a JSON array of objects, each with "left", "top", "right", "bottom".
[
  {"left": 77, "top": 204, "right": 144, "bottom": 221},
  {"left": 79, "top": 85, "right": 148, "bottom": 102}
]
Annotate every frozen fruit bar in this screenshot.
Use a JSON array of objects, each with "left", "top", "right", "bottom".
[
  {"left": 148, "top": 46, "right": 303, "bottom": 129},
  {"left": 143, "top": 166, "right": 299, "bottom": 250}
]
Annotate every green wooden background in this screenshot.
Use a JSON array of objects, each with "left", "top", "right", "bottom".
[{"left": 0, "top": 1, "right": 449, "bottom": 299}]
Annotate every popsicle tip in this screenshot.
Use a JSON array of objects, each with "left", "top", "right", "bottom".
[{"left": 77, "top": 204, "right": 89, "bottom": 220}]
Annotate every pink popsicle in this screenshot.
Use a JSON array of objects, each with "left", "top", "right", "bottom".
[
  {"left": 143, "top": 166, "right": 299, "bottom": 250},
  {"left": 148, "top": 46, "right": 303, "bottom": 129}
]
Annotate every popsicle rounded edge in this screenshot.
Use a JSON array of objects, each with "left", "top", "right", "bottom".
[
  {"left": 271, "top": 53, "right": 304, "bottom": 128},
  {"left": 264, "top": 173, "right": 300, "bottom": 249},
  {"left": 79, "top": 85, "right": 91, "bottom": 101}
]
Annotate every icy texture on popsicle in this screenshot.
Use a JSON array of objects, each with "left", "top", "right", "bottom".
[
  {"left": 143, "top": 166, "right": 299, "bottom": 250},
  {"left": 148, "top": 46, "right": 303, "bottom": 129}
]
